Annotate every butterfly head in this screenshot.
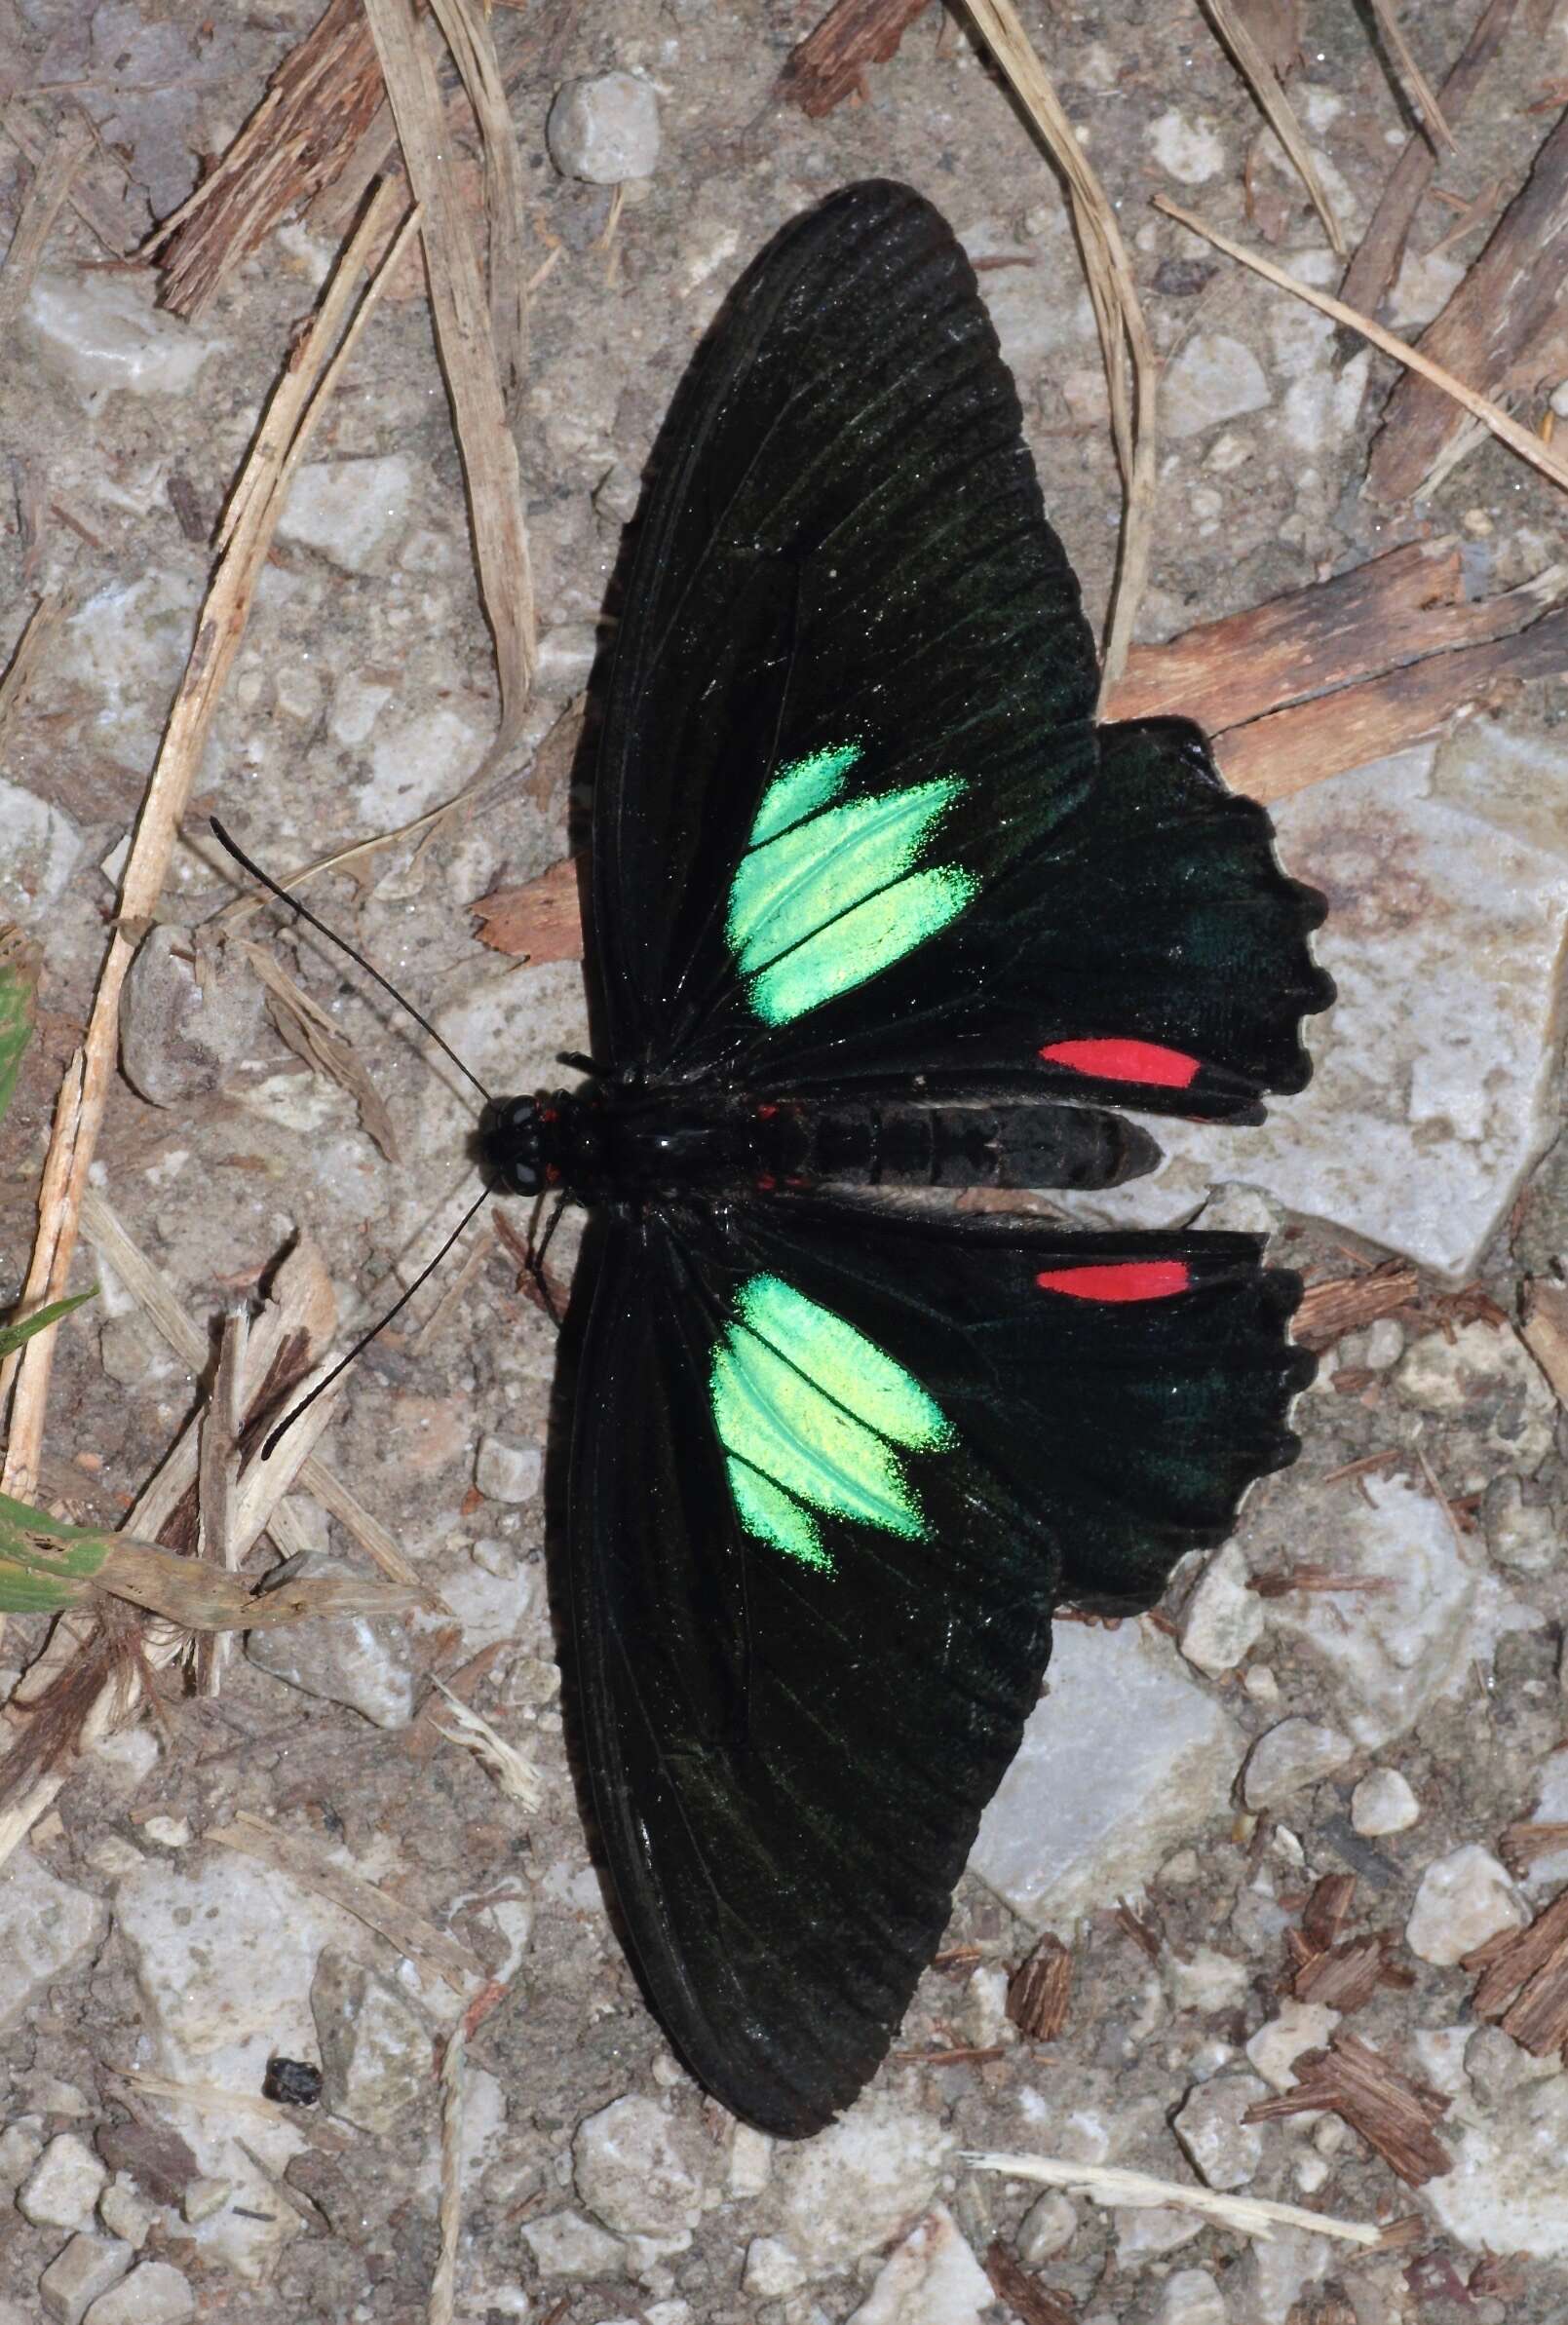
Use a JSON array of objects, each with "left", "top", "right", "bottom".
[{"left": 477, "top": 1093, "right": 545, "bottom": 1195}]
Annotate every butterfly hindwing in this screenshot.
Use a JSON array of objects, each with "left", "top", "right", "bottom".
[
  {"left": 568, "top": 1196, "right": 1310, "bottom": 2135},
  {"left": 593, "top": 181, "right": 1331, "bottom": 1123}
]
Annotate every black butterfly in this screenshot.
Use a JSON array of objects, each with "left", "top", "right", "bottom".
[{"left": 478, "top": 181, "right": 1332, "bottom": 2138}]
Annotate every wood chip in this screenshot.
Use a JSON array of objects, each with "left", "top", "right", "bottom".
[
  {"left": 1244, "top": 2030, "right": 1452, "bottom": 2185},
  {"left": 1368, "top": 107, "right": 1568, "bottom": 502},
  {"left": 778, "top": 0, "right": 932, "bottom": 116},
  {"left": 1499, "top": 1820, "right": 1568, "bottom": 1876},
  {"left": 1008, "top": 1933, "right": 1074, "bottom": 2040},
  {"left": 1519, "top": 1277, "right": 1568, "bottom": 1408},
  {"left": 1293, "top": 1932, "right": 1413, "bottom": 2010},
  {"left": 1202, "top": 0, "right": 1346, "bottom": 252},
  {"left": 1292, "top": 1261, "right": 1421, "bottom": 1353},
  {"left": 983, "top": 2242, "right": 1076, "bottom": 2325},
  {"left": 472, "top": 854, "right": 586, "bottom": 962},
  {"left": 1465, "top": 1884, "right": 1568, "bottom": 2056},
  {"left": 1302, "top": 1872, "right": 1358, "bottom": 1951}
]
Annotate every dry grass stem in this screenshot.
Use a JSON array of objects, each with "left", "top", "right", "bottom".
[
  {"left": 966, "top": 2151, "right": 1382, "bottom": 2246},
  {"left": 241, "top": 940, "right": 401, "bottom": 1162},
  {"left": 1155, "top": 195, "right": 1568, "bottom": 496},
  {"left": 365, "top": 0, "right": 535, "bottom": 740},
  {"left": 123, "top": 2072, "right": 296, "bottom": 2121},
  {"left": 427, "top": 0, "right": 529, "bottom": 413},
  {"left": 192, "top": 1308, "right": 247, "bottom": 1698},
  {"left": 1202, "top": 0, "right": 1347, "bottom": 254},
  {"left": 0, "top": 114, "right": 95, "bottom": 329},
  {"left": 430, "top": 2019, "right": 466, "bottom": 2325},
  {"left": 960, "top": 0, "right": 1157, "bottom": 690},
  {"left": 0, "top": 180, "right": 418, "bottom": 1516},
  {"left": 431, "top": 1677, "right": 545, "bottom": 1810},
  {"left": 1366, "top": 0, "right": 1456, "bottom": 149},
  {"left": 210, "top": 1810, "right": 485, "bottom": 1994}
]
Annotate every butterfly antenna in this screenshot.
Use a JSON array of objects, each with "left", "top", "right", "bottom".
[
  {"left": 209, "top": 817, "right": 492, "bottom": 1107},
  {"left": 260, "top": 1184, "right": 492, "bottom": 1458}
]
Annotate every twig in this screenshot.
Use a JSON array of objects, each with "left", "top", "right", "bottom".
[
  {"left": 429, "top": 2020, "right": 466, "bottom": 2325},
  {"left": 960, "top": 0, "right": 1156, "bottom": 689},
  {"left": 1155, "top": 194, "right": 1568, "bottom": 495},
  {"left": 1365, "top": 0, "right": 1455, "bottom": 149},
  {"left": 1201, "top": 0, "right": 1347, "bottom": 254},
  {"left": 192, "top": 1307, "right": 247, "bottom": 1698},
  {"left": 0, "top": 114, "right": 95, "bottom": 329},
  {"left": 0, "top": 182, "right": 418, "bottom": 1520},
  {"left": 1, "top": 96, "right": 140, "bottom": 257},
  {"left": 965, "top": 2151, "right": 1382, "bottom": 2246}
]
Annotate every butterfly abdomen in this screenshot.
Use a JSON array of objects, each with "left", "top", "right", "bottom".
[{"left": 794, "top": 1100, "right": 1159, "bottom": 1191}]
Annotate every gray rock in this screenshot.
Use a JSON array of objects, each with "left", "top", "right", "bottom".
[
  {"left": 1405, "top": 1846, "right": 1527, "bottom": 1966},
  {"left": 1016, "top": 2189, "right": 1077, "bottom": 2264},
  {"left": 0, "top": 779, "right": 81, "bottom": 918},
  {"left": 248, "top": 1582, "right": 416, "bottom": 1729},
  {"left": 845, "top": 2205, "right": 991, "bottom": 2324},
  {"left": 547, "top": 73, "right": 661, "bottom": 184},
  {"left": 1242, "top": 1717, "right": 1354, "bottom": 1809},
  {"left": 475, "top": 1435, "right": 543, "bottom": 1505},
  {"left": 1162, "top": 332, "right": 1270, "bottom": 438},
  {"left": 81, "top": 2263, "right": 195, "bottom": 2325},
  {"left": 19, "top": 2133, "right": 108, "bottom": 2230},
  {"left": 574, "top": 2096, "right": 708, "bottom": 2238},
  {"left": 1158, "top": 2269, "right": 1225, "bottom": 2325},
  {"left": 120, "top": 928, "right": 268, "bottom": 1107},
  {"left": 275, "top": 456, "right": 412, "bottom": 573},
  {"left": 0, "top": 2115, "right": 45, "bottom": 2184},
  {"left": 97, "top": 2177, "right": 157, "bottom": 2249},
  {"left": 534, "top": 622, "right": 599, "bottom": 695},
  {"left": 1483, "top": 1475, "right": 1558, "bottom": 1575},
  {"left": 520, "top": 2208, "right": 626, "bottom": 2279},
  {"left": 1225, "top": 2225, "right": 1333, "bottom": 2324},
  {"left": 311, "top": 1951, "right": 429, "bottom": 2134},
  {"left": 41, "top": 2234, "right": 133, "bottom": 2325},
  {"left": 1351, "top": 1769, "right": 1420, "bottom": 1836},
  {"left": 1178, "top": 1542, "right": 1263, "bottom": 1674},
  {"left": 24, "top": 273, "right": 223, "bottom": 399},
  {"left": 1172, "top": 2072, "right": 1268, "bottom": 2190},
  {"left": 771, "top": 2100, "right": 949, "bottom": 2269}
]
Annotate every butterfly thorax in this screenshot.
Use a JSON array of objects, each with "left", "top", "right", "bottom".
[{"left": 478, "top": 1083, "right": 1159, "bottom": 1201}]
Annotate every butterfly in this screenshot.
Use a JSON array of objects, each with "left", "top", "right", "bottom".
[{"left": 478, "top": 180, "right": 1333, "bottom": 2138}]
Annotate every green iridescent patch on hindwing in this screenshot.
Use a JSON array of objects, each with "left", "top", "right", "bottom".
[
  {"left": 708, "top": 1273, "right": 956, "bottom": 1574},
  {"left": 725, "top": 746, "right": 978, "bottom": 1026}
]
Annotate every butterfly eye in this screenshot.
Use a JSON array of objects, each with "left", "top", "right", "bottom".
[{"left": 478, "top": 1095, "right": 543, "bottom": 1194}]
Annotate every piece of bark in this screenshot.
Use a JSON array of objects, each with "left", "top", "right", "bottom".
[
  {"left": 1245, "top": 2030, "right": 1452, "bottom": 2185},
  {"left": 1499, "top": 1820, "right": 1568, "bottom": 1876},
  {"left": 1367, "top": 106, "right": 1568, "bottom": 503},
  {"left": 1103, "top": 538, "right": 1549, "bottom": 733},
  {"left": 1213, "top": 600, "right": 1568, "bottom": 804},
  {"left": 151, "top": 0, "right": 388, "bottom": 319},
  {"left": 1519, "top": 1277, "right": 1568, "bottom": 1409},
  {"left": 983, "top": 2243, "right": 1076, "bottom": 2325},
  {"left": 1293, "top": 1260, "right": 1420, "bottom": 1353},
  {"left": 1293, "top": 1932, "right": 1414, "bottom": 2009},
  {"left": 1339, "top": 0, "right": 1519, "bottom": 323},
  {"left": 1008, "top": 1934, "right": 1074, "bottom": 2040},
  {"left": 778, "top": 0, "right": 932, "bottom": 117},
  {"left": 1465, "top": 1884, "right": 1568, "bottom": 2054},
  {"left": 1302, "top": 1872, "right": 1358, "bottom": 1951},
  {"left": 472, "top": 854, "right": 585, "bottom": 962}
]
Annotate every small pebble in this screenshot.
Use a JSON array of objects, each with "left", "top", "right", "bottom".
[
  {"left": 1351, "top": 1768, "right": 1420, "bottom": 1836},
  {"left": 41, "top": 2234, "right": 132, "bottom": 2325},
  {"left": 1242, "top": 1718, "right": 1355, "bottom": 1810},
  {"left": 1178, "top": 1542, "right": 1263, "bottom": 1674},
  {"left": 1016, "top": 2189, "right": 1077, "bottom": 2264},
  {"left": 547, "top": 72, "right": 662, "bottom": 184},
  {"left": 475, "top": 1435, "right": 544, "bottom": 1506},
  {"left": 1172, "top": 2072, "right": 1267, "bottom": 2190},
  {"left": 19, "top": 2133, "right": 108, "bottom": 2231},
  {"left": 81, "top": 2261, "right": 195, "bottom": 2325},
  {"left": 1405, "top": 1846, "right": 1528, "bottom": 1966}
]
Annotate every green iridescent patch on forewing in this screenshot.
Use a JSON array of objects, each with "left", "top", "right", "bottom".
[
  {"left": 746, "top": 743, "right": 861, "bottom": 848},
  {"left": 709, "top": 1274, "right": 955, "bottom": 1573},
  {"left": 725, "top": 758, "right": 976, "bottom": 1027}
]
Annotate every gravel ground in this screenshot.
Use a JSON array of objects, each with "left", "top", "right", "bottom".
[{"left": 3, "top": 3, "right": 1568, "bottom": 2322}]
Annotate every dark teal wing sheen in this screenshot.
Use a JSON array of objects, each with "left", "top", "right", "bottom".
[
  {"left": 569, "top": 1197, "right": 1310, "bottom": 2136},
  {"left": 591, "top": 180, "right": 1331, "bottom": 1124}
]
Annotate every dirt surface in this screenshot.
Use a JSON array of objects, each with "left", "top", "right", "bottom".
[{"left": 3, "top": 3, "right": 1568, "bottom": 2322}]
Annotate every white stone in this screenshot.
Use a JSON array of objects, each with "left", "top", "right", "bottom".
[
  {"left": 972, "top": 1620, "right": 1241, "bottom": 1924},
  {"left": 1485, "top": 1477, "right": 1558, "bottom": 1576},
  {"left": 0, "top": 2117, "right": 44, "bottom": 2183},
  {"left": 1178, "top": 1544, "right": 1263, "bottom": 1674},
  {"left": 742, "top": 2237, "right": 804, "bottom": 2298},
  {"left": 574, "top": 2097, "right": 708, "bottom": 2238},
  {"left": 312, "top": 1951, "right": 428, "bottom": 2133},
  {"left": 1245, "top": 2001, "right": 1340, "bottom": 2093},
  {"left": 423, "top": 1560, "right": 537, "bottom": 1656},
  {"left": 277, "top": 456, "right": 411, "bottom": 572},
  {"left": 140, "top": 1815, "right": 191, "bottom": 1849},
  {"left": 1150, "top": 111, "right": 1227, "bottom": 184},
  {"left": 1519, "top": 1753, "right": 1568, "bottom": 1891},
  {"left": 1172, "top": 2072, "right": 1268, "bottom": 2190},
  {"left": 1162, "top": 332, "right": 1271, "bottom": 438},
  {"left": 1113, "top": 2205, "right": 1202, "bottom": 2264},
  {"left": 475, "top": 1435, "right": 543, "bottom": 1505},
  {"left": 1165, "top": 1944, "right": 1250, "bottom": 2015},
  {"left": 0, "top": 1846, "right": 109, "bottom": 2032},
  {"left": 847, "top": 2206, "right": 992, "bottom": 2324},
  {"left": 329, "top": 673, "right": 394, "bottom": 748},
  {"left": 19, "top": 2134, "right": 108, "bottom": 2230},
  {"left": 535, "top": 622, "right": 599, "bottom": 695},
  {"left": 98, "top": 2178, "right": 157, "bottom": 2249},
  {"left": 1016, "top": 2189, "right": 1077, "bottom": 2264},
  {"left": 1242, "top": 1718, "right": 1353, "bottom": 1810},
  {"left": 520, "top": 2208, "right": 625, "bottom": 2279},
  {"left": 1159, "top": 2268, "right": 1225, "bottom": 2325},
  {"left": 248, "top": 1595, "right": 416, "bottom": 1729},
  {"left": 772, "top": 2098, "right": 950, "bottom": 2268},
  {"left": 0, "top": 780, "right": 82, "bottom": 918},
  {"left": 357, "top": 705, "right": 484, "bottom": 823},
  {"left": 1225, "top": 2225, "right": 1334, "bottom": 2324},
  {"left": 1405, "top": 1846, "right": 1528, "bottom": 1966},
  {"left": 1063, "top": 738, "right": 1568, "bottom": 1279},
  {"left": 24, "top": 273, "right": 224, "bottom": 398},
  {"left": 80, "top": 2264, "right": 194, "bottom": 2325},
  {"left": 1351, "top": 1769, "right": 1421, "bottom": 1836},
  {"left": 1424, "top": 2072, "right": 1568, "bottom": 2257},
  {"left": 547, "top": 72, "right": 662, "bottom": 183},
  {"left": 41, "top": 2232, "right": 133, "bottom": 2325},
  {"left": 1259, "top": 1473, "right": 1536, "bottom": 1748},
  {"left": 726, "top": 2123, "right": 772, "bottom": 2199},
  {"left": 1398, "top": 1321, "right": 1554, "bottom": 1477}
]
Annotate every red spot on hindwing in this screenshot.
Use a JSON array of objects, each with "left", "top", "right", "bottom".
[
  {"left": 1035, "top": 1261, "right": 1192, "bottom": 1303},
  {"left": 1039, "top": 1037, "right": 1202, "bottom": 1089}
]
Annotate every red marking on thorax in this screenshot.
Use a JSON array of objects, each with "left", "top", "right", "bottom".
[
  {"left": 1039, "top": 1037, "right": 1202, "bottom": 1089},
  {"left": 1036, "top": 1260, "right": 1191, "bottom": 1303}
]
